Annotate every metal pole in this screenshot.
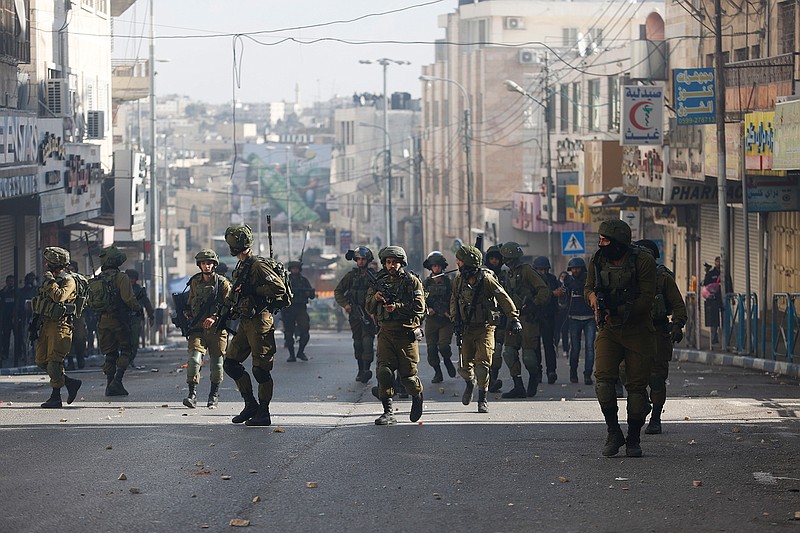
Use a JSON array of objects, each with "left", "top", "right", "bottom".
[
  {"left": 383, "top": 61, "right": 392, "bottom": 245},
  {"left": 464, "top": 107, "right": 473, "bottom": 239},
  {"left": 257, "top": 173, "right": 262, "bottom": 254},
  {"left": 741, "top": 122, "right": 752, "bottom": 354},
  {"left": 148, "top": 0, "right": 159, "bottom": 341},
  {"left": 714, "top": 0, "right": 730, "bottom": 351},
  {"left": 544, "top": 54, "right": 554, "bottom": 261},
  {"left": 287, "top": 159, "right": 293, "bottom": 259}
]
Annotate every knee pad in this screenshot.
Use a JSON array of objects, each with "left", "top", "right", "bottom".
[
  {"left": 376, "top": 365, "right": 394, "bottom": 389},
  {"left": 223, "top": 358, "right": 245, "bottom": 380},
  {"left": 252, "top": 366, "right": 272, "bottom": 384},
  {"left": 648, "top": 374, "right": 666, "bottom": 394},
  {"left": 627, "top": 391, "right": 650, "bottom": 418},
  {"left": 502, "top": 345, "right": 518, "bottom": 364},
  {"left": 521, "top": 349, "right": 539, "bottom": 370},
  {"left": 595, "top": 380, "right": 617, "bottom": 405}
]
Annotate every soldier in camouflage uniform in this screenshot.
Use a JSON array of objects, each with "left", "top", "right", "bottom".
[
  {"left": 32, "top": 247, "right": 83, "bottom": 408},
  {"left": 585, "top": 220, "right": 657, "bottom": 457},
  {"left": 183, "top": 249, "right": 231, "bottom": 408},
  {"left": 282, "top": 261, "right": 315, "bottom": 362},
  {"left": 422, "top": 251, "right": 456, "bottom": 383},
  {"left": 97, "top": 246, "right": 142, "bottom": 396},
  {"left": 499, "top": 242, "right": 551, "bottom": 399},
  {"left": 334, "top": 246, "right": 376, "bottom": 383},
  {"left": 125, "top": 269, "right": 154, "bottom": 368},
  {"left": 484, "top": 244, "right": 508, "bottom": 393},
  {"left": 451, "top": 246, "right": 521, "bottom": 413},
  {"left": 635, "top": 240, "right": 688, "bottom": 435},
  {"left": 208, "top": 225, "right": 288, "bottom": 427},
  {"left": 366, "top": 246, "right": 426, "bottom": 425}
]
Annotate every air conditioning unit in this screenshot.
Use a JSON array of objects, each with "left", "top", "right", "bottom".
[
  {"left": 46, "top": 79, "right": 72, "bottom": 117},
  {"left": 504, "top": 17, "right": 525, "bottom": 30},
  {"left": 87, "top": 110, "right": 105, "bottom": 139},
  {"left": 519, "top": 49, "right": 540, "bottom": 65}
]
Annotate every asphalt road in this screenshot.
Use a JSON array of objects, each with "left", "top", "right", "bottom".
[{"left": 1, "top": 330, "right": 799, "bottom": 533}]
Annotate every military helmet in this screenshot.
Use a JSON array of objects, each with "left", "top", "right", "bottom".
[
  {"left": 225, "top": 224, "right": 254, "bottom": 255},
  {"left": 484, "top": 244, "right": 503, "bottom": 265},
  {"left": 456, "top": 245, "right": 482, "bottom": 268},
  {"left": 598, "top": 219, "right": 632, "bottom": 245},
  {"left": 378, "top": 246, "right": 407, "bottom": 266},
  {"left": 423, "top": 251, "right": 448, "bottom": 270},
  {"left": 216, "top": 262, "right": 229, "bottom": 275},
  {"left": 287, "top": 260, "right": 303, "bottom": 271},
  {"left": 500, "top": 241, "right": 524, "bottom": 259},
  {"left": 125, "top": 269, "right": 140, "bottom": 280},
  {"left": 352, "top": 246, "right": 374, "bottom": 263},
  {"left": 532, "top": 256, "right": 551, "bottom": 270},
  {"left": 99, "top": 245, "right": 127, "bottom": 268},
  {"left": 43, "top": 247, "right": 70, "bottom": 268},
  {"left": 567, "top": 257, "right": 587, "bottom": 269},
  {"left": 195, "top": 248, "right": 219, "bottom": 267},
  {"left": 635, "top": 239, "right": 660, "bottom": 259}
]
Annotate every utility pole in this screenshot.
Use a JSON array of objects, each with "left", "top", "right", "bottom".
[
  {"left": 382, "top": 61, "right": 393, "bottom": 246},
  {"left": 148, "top": 0, "right": 159, "bottom": 341},
  {"left": 463, "top": 106, "right": 473, "bottom": 239},
  {"left": 714, "top": 0, "right": 730, "bottom": 350},
  {"left": 543, "top": 53, "right": 554, "bottom": 261}
]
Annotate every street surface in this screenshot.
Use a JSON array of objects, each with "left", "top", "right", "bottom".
[{"left": 1, "top": 330, "right": 799, "bottom": 532}]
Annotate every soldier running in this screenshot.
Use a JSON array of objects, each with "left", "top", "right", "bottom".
[
  {"left": 334, "top": 246, "right": 377, "bottom": 383},
  {"left": 422, "top": 251, "right": 456, "bottom": 383}
]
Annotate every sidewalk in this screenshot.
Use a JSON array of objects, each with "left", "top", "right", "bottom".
[{"left": 674, "top": 347, "right": 800, "bottom": 379}]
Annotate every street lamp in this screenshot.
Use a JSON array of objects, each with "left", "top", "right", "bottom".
[
  {"left": 505, "top": 79, "right": 554, "bottom": 261},
  {"left": 360, "top": 58, "right": 410, "bottom": 245},
  {"left": 419, "top": 74, "right": 474, "bottom": 240}
]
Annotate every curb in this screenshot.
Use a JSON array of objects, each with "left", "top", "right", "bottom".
[{"left": 674, "top": 348, "right": 800, "bottom": 379}]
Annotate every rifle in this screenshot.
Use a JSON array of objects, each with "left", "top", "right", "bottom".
[
  {"left": 431, "top": 268, "right": 458, "bottom": 279},
  {"left": 84, "top": 232, "right": 97, "bottom": 276},
  {"left": 299, "top": 225, "right": 310, "bottom": 263},
  {"left": 345, "top": 249, "right": 397, "bottom": 305},
  {"left": 267, "top": 215, "right": 274, "bottom": 259},
  {"left": 215, "top": 257, "right": 255, "bottom": 333},
  {"left": 474, "top": 233, "right": 484, "bottom": 253},
  {"left": 28, "top": 313, "right": 41, "bottom": 347},
  {"left": 593, "top": 259, "right": 609, "bottom": 329}
]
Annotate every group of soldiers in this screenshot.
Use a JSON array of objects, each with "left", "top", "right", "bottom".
[{"left": 30, "top": 218, "right": 685, "bottom": 457}]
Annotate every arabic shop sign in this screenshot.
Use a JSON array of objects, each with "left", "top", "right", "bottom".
[
  {"left": 674, "top": 68, "right": 716, "bottom": 126},
  {"left": 773, "top": 99, "right": 800, "bottom": 171},
  {"left": 621, "top": 85, "right": 664, "bottom": 146},
  {"left": 744, "top": 111, "right": 774, "bottom": 171},
  {"left": 746, "top": 175, "right": 800, "bottom": 212}
]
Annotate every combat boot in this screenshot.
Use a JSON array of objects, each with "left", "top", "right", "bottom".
[
  {"left": 547, "top": 372, "right": 557, "bottom": 385},
  {"left": 602, "top": 427, "right": 626, "bottom": 457},
  {"left": 477, "top": 389, "right": 489, "bottom": 413},
  {"left": 626, "top": 419, "right": 645, "bottom": 457},
  {"left": 106, "top": 368, "right": 128, "bottom": 397},
  {"left": 570, "top": 368, "right": 578, "bottom": 383},
  {"left": 488, "top": 368, "right": 503, "bottom": 393},
  {"left": 442, "top": 357, "right": 457, "bottom": 378},
  {"left": 375, "top": 398, "right": 396, "bottom": 425},
  {"left": 501, "top": 376, "right": 526, "bottom": 399},
  {"left": 64, "top": 375, "right": 82, "bottom": 405},
  {"left": 41, "top": 387, "right": 63, "bottom": 409},
  {"left": 584, "top": 373, "right": 594, "bottom": 386},
  {"left": 360, "top": 362, "right": 373, "bottom": 383},
  {"left": 286, "top": 344, "right": 296, "bottom": 363},
  {"left": 526, "top": 374, "right": 539, "bottom": 397},
  {"left": 297, "top": 338, "right": 309, "bottom": 361},
  {"left": 232, "top": 393, "right": 258, "bottom": 424},
  {"left": 431, "top": 365, "right": 443, "bottom": 384},
  {"left": 104, "top": 373, "right": 114, "bottom": 395},
  {"left": 183, "top": 383, "right": 197, "bottom": 408},
  {"left": 410, "top": 393, "right": 423, "bottom": 422},
  {"left": 462, "top": 379, "right": 475, "bottom": 405},
  {"left": 355, "top": 360, "right": 365, "bottom": 382},
  {"left": 244, "top": 402, "right": 272, "bottom": 426},
  {"left": 645, "top": 404, "right": 663, "bottom": 434},
  {"left": 207, "top": 382, "right": 220, "bottom": 408}
]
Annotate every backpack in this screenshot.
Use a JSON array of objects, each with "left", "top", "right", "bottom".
[
  {"left": 87, "top": 272, "right": 119, "bottom": 313},
  {"left": 70, "top": 273, "right": 90, "bottom": 318},
  {"left": 257, "top": 256, "right": 293, "bottom": 311}
]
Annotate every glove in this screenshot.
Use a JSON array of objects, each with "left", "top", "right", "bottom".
[
  {"left": 508, "top": 318, "right": 523, "bottom": 335},
  {"left": 43, "top": 271, "right": 55, "bottom": 282},
  {"left": 670, "top": 324, "right": 684, "bottom": 343}
]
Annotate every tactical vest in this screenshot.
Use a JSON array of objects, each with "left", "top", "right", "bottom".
[
  {"left": 652, "top": 264, "right": 674, "bottom": 324},
  {"left": 423, "top": 275, "right": 451, "bottom": 313},
  {"left": 373, "top": 271, "right": 419, "bottom": 323},
  {"left": 191, "top": 274, "right": 221, "bottom": 319},
  {"left": 348, "top": 268, "right": 371, "bottom": 308},
  {"left": 454, "top": 268, "right": 499, "bottom": 326},
  {"left": 506, "top": 263, "right": 546, "bottom": 308},
  {"left": 594, "top": 248, "right": 640, "bottom": 310},
  {"left": 33, "top": 274, "right": 77, "bottom": 320}
]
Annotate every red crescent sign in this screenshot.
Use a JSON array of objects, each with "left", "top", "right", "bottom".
[{"left": 629, "top": 101, "right": 653, "bottom": 131}]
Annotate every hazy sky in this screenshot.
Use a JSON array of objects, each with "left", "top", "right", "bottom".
[{"left": 113, "top": 0, "right": 449, "bottom": 105}]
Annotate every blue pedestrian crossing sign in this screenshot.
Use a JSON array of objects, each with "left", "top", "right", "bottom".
[{"left": 561, "top": 231, "right": 585, "bottom": 255}]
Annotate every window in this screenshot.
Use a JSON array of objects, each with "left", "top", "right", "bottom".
[
  {"left": 588, "top": 27, "right": 603, "bottom": 48},
  {"left": 560, "top": 84, "right": 569, "bottom": 132},
  {"left": 607, "top": 77, "right": 619, "bottom": 132},
  {"left": 562, "top": 28, "right": 578, "bottom": 48},
  {"left": 442, "top": 98, "right": 449, "bottom": 128},
  {"left": 588, "top": 79, "right": 600, "bottom": 131},
  {"left": 734, "top": 47, "right": 748, "bottom": 61},
  {"left": 432, "top": 101, "right": 439, "bottom": 128},
  {"left": 572, "top": 82, "right": 581, "bottom": 132},
  {"left": 190, "top": 206, "right": 198, "bottom": 223},
  {"left": 778, "top": 1, "right": 796, "bottom": 55},
  {"left": 751, "top": 44, "right": 760, "bottom": 59}
]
